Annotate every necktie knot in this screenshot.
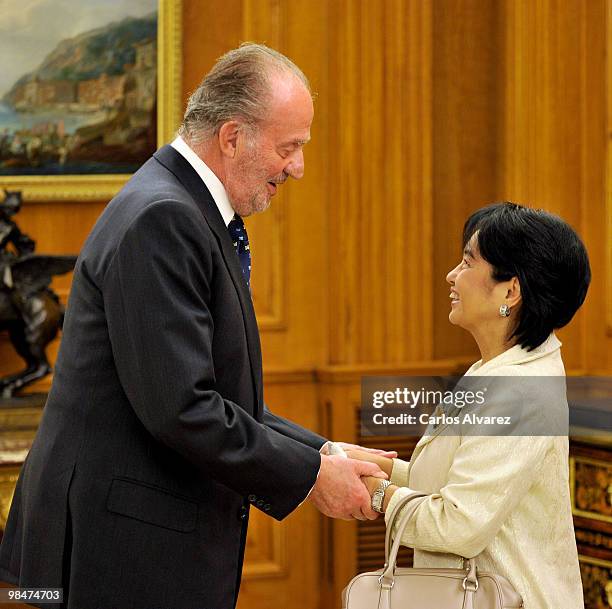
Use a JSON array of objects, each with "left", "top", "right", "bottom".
[{"left": 227, "top": 214, "right": 251, "bottom": 289}]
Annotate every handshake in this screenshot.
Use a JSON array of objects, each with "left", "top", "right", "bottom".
[{"left": 308, "top": 442, "right": 397, "bottom": 521}]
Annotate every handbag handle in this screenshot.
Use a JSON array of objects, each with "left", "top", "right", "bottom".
[
  {"left": 380, "top": 491, "right": 478, "bottom": 594},
  {"left": 384, "top": 491, "right": 427, "bottom": 560}
]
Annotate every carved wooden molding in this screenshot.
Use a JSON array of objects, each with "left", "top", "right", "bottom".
[
  {"left": 570, "top": 455, "right": 612, "bottom": 524},
  {"left": 577, "top": 554, "right": 612, "bottom": 609},
  {"left": 248, "top": 204, "right": 288, "bottom": 331}
]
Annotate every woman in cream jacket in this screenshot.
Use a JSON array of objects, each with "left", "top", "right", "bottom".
[{"left": 351, "top": 203, "right": 591, "bottom": 609}]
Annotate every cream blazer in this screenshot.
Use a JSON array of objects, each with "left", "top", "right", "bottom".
[{"left": 385, "top": 334, "right": 584, "bottom": 609}]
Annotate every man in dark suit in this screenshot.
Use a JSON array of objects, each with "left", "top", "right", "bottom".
[{"left": 0, "top": 44, "right": 391, "bottom": 609}]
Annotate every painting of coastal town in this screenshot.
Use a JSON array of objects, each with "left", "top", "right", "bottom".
[{"left": 0, "top": 1, "right": 159, "bottom": 176}]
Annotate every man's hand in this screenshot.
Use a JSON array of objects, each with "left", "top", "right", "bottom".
[
  {"left": 308, "top": 454, "right": 387, "bottom": 521},
  {"left": 334, "top": 442, "right": 397, "bottom": 459},
  {"left": 345, "top": 449, "right": 394, "bottom": 477}
]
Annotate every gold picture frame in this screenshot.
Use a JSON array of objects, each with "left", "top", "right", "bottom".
[{"left": 0, "top": 0, "right": 182, "bottom": 201}]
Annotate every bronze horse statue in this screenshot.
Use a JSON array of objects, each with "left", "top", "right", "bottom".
[{"left": 0, "top": 190, "right": 76, "bottom": 398}]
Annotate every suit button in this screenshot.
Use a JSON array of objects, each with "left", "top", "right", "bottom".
[
  {"left": 256, "top": 500, "right": 264, "bottom": 507},
  {"left": 264, "top": 504, "right": 271, "bottom": 512},
  {"left": 248, "top": 494, "right": 257, "bottom": 502},
  {"left": 238, "top": 505, "right": 248, "bottom": 520}
]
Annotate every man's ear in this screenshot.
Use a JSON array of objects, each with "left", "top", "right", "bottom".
[
  {"left": 218, "top": 121, "right": 241, "bottom": 158},
  {"left": 506, "top": 276, "right": 522, "bottom": 308}
]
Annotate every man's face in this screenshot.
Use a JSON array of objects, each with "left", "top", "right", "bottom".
[{"left": 225, "top": 74, "right": 314, "bottom": 217}]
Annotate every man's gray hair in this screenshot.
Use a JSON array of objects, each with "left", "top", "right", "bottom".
[{"left": 178, "top": 42, "right": 311, "bottom": 144}]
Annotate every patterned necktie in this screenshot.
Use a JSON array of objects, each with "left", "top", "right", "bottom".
[{"left": 227, "top": 214, "right": 251, "bottom": 289}]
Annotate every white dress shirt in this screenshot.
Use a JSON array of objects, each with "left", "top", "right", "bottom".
[{"left": 171, "top": 136, "right": 235, "bottom": 227}]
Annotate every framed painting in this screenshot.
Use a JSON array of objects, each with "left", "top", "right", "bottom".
[{"left": 0, "top": 0, "right": 182, "bottom": 200}]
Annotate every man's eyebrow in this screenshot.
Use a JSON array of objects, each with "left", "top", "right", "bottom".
[
  {"left": 463, "top": 244, "right": 475, "bottom": 258},
  {"left": 282, "top": 137, "right": 311, "bottom": 148}
]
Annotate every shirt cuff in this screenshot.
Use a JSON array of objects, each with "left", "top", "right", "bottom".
[{"left": 319, "top": 441, "right": 333, "bottom": 456}]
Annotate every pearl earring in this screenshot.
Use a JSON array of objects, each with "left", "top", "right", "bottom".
[{"left": 499, "top": 304, "right": 510, "bottom": 317}]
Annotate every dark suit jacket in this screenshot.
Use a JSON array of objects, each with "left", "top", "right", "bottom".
[{"left": 0, "top": 145, "right": 325, "bottom": 609}]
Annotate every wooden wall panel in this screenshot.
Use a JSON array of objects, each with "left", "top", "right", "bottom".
[
  {"left": 431, "top": 0, "right": 501, "bottom": 360},
  {"left": 606, "top": 0, "right": 612, "bottom": 347},
  {"left": 1, "top": 2, "right": 611, "bottom": 609},
  {"left": 249, "top": 0, "right": 330, "bottom": 368},
  {"left": 499, "top": 0, "right": 609, "bottom": 373},
  {"left": 183, "top": 0, "right": 329, "bottom": 369},
  {"left": 328, "top": 1, "right": 434, "bottom": 365},
  {"left": 236, "top": 377, "right": 321, "bottom": 609}
]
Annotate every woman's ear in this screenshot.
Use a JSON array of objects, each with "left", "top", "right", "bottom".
[{"left": 506, "top": 277, "right": 522, "bottom": 308}]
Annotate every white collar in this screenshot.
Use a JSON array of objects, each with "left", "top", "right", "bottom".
[{"left": 170, "top": 136, "right": 235, "bottom": 226}]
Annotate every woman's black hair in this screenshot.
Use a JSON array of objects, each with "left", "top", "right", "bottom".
[{"left": 462, "top": 202, "right": 591, "bottom": 351}]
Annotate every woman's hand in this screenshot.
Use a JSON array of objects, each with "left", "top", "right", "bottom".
[
  {"left": 362, "top": 475, "right": 383, "bottom": 496},
  {"left": 345, "top": 449, "right": 394, "bottom": 477},
  {"left": 334, "top": 442, "right": 397, "bottom": 459},
  {"left": 362, "top": 475, "right": 399, "bottom": 513}
]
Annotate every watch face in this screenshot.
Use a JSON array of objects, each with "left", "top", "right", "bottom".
[{"left": 372, "top": 489, "right": 385, "bottom": 513}]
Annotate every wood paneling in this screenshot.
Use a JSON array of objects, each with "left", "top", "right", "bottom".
[
  {"left": 1, "top": 2, "right": 611, "bottom": 609},
  {"left": 237, "top": 378, "right": 321, "bottom": 609},
  {"left": 328, "top": 1, "right": 434, "bottom": 365},
  {"left": 500, "top": 0, "right": 609, "bottom": 373},
  {"left": 431, "top": 0, "right": 501, "bottom": 360},
  {"left": 607, "top": 0, "right": 612, "bottom": 339},
  {"left": 247, "top": 205, "right": 287, "bottom": 330}
]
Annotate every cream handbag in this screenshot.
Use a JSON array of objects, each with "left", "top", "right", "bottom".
[{"left": 342, "top": 492, "right": 523, "bottom": 609}]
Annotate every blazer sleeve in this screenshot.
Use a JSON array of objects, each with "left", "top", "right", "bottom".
[
  {"left": 385, "top": 433, "right": 553, "bottom": 558},
  {"left": 262, "top": 403, "right": 328, "bottom": 450},
  {"left": 390, "top": 458, "right": 410, "bottom": 486},
  {"left": 102, "top": 199, "right": 321, "bottom": 520}
]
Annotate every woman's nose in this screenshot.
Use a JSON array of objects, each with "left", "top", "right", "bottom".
[{"left": 446, "top": 263, "right": 460, "bottom": 284}]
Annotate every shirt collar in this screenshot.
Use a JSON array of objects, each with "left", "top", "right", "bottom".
[{"left": 170, "top": 136, "right": 235, "bottom": 227}]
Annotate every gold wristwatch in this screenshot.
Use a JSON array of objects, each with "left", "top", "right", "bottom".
[{"left": 371, "top": 480, "right": 391, "bottom": 513}]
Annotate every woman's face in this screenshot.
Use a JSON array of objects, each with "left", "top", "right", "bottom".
[{"left": 446, "top": 233, "right": 510, "bottom": 333}]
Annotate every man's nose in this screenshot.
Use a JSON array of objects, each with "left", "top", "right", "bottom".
[{"left": 286, "top": 149, "right": 304, "bottom": 180}]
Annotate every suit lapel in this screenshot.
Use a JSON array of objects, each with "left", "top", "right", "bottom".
[{"left": 153, "top": 145, "right": 263, "bottom": 418}]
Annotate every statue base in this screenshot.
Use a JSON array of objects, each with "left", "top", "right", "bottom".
[{"left": 0, "top": 392, "right": 47, "bottom": 410}]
